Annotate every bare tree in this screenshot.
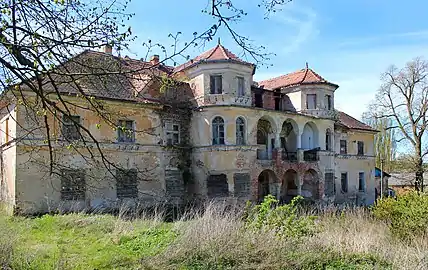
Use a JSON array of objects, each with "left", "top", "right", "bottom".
[{"left": 369, "top": 57, "right": 428, "bottom": 191}]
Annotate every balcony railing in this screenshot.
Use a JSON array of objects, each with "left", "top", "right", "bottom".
[
  {"left": 303, "top": 148, "right": 319, "bottom": 162},
  {"left": 257, "top": 149, "right": 271, "bottom": 160},
  {"left": 282, "top": 151, "right": 298, "bottom": 162}
]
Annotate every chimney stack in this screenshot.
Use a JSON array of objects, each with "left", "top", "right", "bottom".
[
  {"left": 150, "top": 55, "right": 160, "bottom": 65},
  {"left": 100, "top": 44, "right": 112, "bottom": 54}
]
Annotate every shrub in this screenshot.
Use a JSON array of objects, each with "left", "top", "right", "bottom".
[
  {"left": 372, "top": 191, "right": 428, "bottom": 240},
  {"left": 244, "top": 195, "right": 316, "bottom": 238}
]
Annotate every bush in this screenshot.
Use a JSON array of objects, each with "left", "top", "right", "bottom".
[
  {"left": 372, "top": 191, "right": 428, "bottom": 240},
  {"left": 244, "top": 195, "right": 316, "bottom": 238}
]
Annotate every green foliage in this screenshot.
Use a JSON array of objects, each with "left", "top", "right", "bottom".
[
  {"left": 372, "top": 191, "right": 428, "bottom": 240},
  {"left": 244, "top": 195, "right": 316, "bottom": 238}
]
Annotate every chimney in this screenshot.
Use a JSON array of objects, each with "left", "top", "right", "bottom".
[
  {"left": 150, "top": 55, "right": 160, "bottom": 65},
  {"left": 100, "top": 44, "right": 112, "bottom": 54}
]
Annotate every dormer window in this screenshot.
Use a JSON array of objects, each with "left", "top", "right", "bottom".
[
  {"left": 210, "top": 75, "right": 222, "bottom": 94},
  {"left": 306, "top": 94, "right": 316, "bottom": 109},
  {"left": 237, "top": 76, "right": 245, "bottom": 97},
  {"left": 325, "top": 95, "right": 332, "bottom": 110}
]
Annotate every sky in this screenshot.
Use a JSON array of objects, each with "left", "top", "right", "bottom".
[{"left": 122, "top": 0, "right": 428, "bottom": 120}]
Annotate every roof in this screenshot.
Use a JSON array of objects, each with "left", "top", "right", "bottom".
[
  {"left": 388, "top": 173, "right": 428, "bottom": 186},
  {"left": 174, "top": 44, "right": 254, "bottom": 73},
  {"left": 336, "top": 111, "right": 378, "bottom": 132},
  {"left": 375, "top": 167, "right": 391, "bottom": 178},
  {"left": 258, "top": 67, "right": 338, "bottom": 90}
]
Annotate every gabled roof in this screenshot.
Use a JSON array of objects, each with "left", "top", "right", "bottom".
[
  {"left": 174, "top": 44, "right": 254, "bottom": 73},
  {"left": 336, "top": 111, "right": 377, "bottom": 132},
  {"left": 258, "top": 67, "right": 338, "bottom": 90}
]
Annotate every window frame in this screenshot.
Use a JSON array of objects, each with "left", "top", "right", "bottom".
[
  {"left": 165, "top": 121, "right": 180, "bottom": 146},
  {"left": 212, "top": 116, "right": 225, "bottom": 145},
  {"left": 325, "top": 129, "right": 332, "bottom": 151},
  {"left": 306, "top": 94, "right": 317, "bottom": 109},
  {"left": 358, "top": 172, "right": 365, "bottom": 192},
  {"left": 236, "top": 117, "right": 246, "bottom": 145},
  {"left": 210, "top": 75, "right": 223, "bottom": 94},
  {"left": 325, "top": 94, "right": 332, "bottom": 110},
  {"left": 357, "top": 141, "right": 364, "bottom": 155},
  {"left": 340, "top": 139, "right": 347, "bottom": 154},
  {"left": 62, "top": 114, "right": 81, "bottom": 141},
  {"left": 341, "top": 172, "right": 348, "bottom": 193},
  {"left": 117, "top": 120, "right": 135, "bottom": 143},
  {"left": 237, "top": 76, "right": 245, "bottom": 97}
]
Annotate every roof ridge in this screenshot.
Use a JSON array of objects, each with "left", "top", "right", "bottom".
[{"left": 218, "top": 44, "right": 229, "bottom": 59}]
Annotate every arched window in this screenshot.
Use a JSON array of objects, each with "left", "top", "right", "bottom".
[
  {"left": 325, "top": 128, "right": 332, "bottom": 151},
  {"left": 212, "top": 117, "right": 225, "bottom": 145},
  {"left": 236, "top": 117, "right": 246, "bottom": 145}
]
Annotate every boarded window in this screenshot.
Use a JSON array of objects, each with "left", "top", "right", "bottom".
[
  {"left": 61, "top": 169, "right": 86, "bottom": 201},
  {"left": 62, "top": 115, "right": 81, "bottom": 141},
  {"left": 117, "top": 120, "right": 135, "bottom": 143},
  {"left": 207, "top": 174, "right": 229, "bottom": 198},
  {"left": 236, "top": 117, "right": 245, "bottom": 145},
  {"left": 341, "top": 172, "right": 348, "bottom": 193},
  {"left": 340, "top": 140, "right": 347, "bottom": 154},
  {"left": 165, "top": 121, "right": 180, "bottom": 145},
  {"left": 306, "top": 94, "right": 316, "bottom": 109},
  {"left": 210, "top": 75, "right": 222, "bottom": 94},
  {"left": 212, "top": 117, "right": 225, "bottom": 145},
  {"left": 324, "top": 172, "right": 334, "bottom": 196},
  {"left": 237, "top": 76, "right": 245, "bottom": 97},
  {"left": 234, "top": 173, "right": 251, "bottom": 197},
  {"left": 358, "top": 172, "right": 365, "bottom": 192},
  {"left": 357, "top": 141, "right": 364, "bottom": 155},
  {"left": 116, "top": 169, "right": 138, "bottom": 199}
]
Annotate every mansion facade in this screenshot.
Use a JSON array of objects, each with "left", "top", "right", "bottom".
[{"left": 0, "top": 44, "right": 377, "bottom": 214}]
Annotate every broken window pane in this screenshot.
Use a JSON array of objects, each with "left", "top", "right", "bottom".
[
  {"left": 165, "top": 121, "right": 180, "bottom": 145},
  {"left": 117, "top": 120, "right": 135, "bottom": 143},
  {"left": 236, "top": 117, "right": 245, "bottom": 145},
  {"left": 212, "top": 116, "right": 225, "bottom": 145},
  {"left": 62, "top": 115, "right": 81, "bottom": 141}
]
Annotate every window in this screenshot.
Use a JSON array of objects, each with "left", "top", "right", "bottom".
[
  {"left": 60, "top": 169, "right": 85, "bottom": 201},
  {"left": 236, "top": 117, "right": 245, "bottom": 145},
  {"left": 325, "top": 95, "right": 332, "bottom": 110},
  {"left": 324, "top": 172, "right": 334, "bottom": 196},
  {"left": 254, "top": 93, "right": 263, "bottom": 108},
  {"left": 116, "top": 168, "right": 138, "bottom": 199},
  {"left": 207, "top": 174, "right": 229, "bottom": 198},
  {"left": 62, "top": 115, "right": 81, "bottom": 141},
  {"left": 165, "top": 121, "right": 180, "bottom": 145},
  {"left": 210, "top": 75, "right": 222, "bottom": 94},
  {"left": 237, "top": 76, "right": 245, "bottom": 97},
  {"left": 341, "top": 172, "right": 348, "bottom": 193},
  {"left": 5, "top": 117, "right": 9, "bottom": 143},
  {"left": 212, "top": 117, "right": 225, "bottom": 145},
  {"left": 306, "top": 94, "right": 317, "bottom": 109},
  {"left": 325, "top": 129, "right": 332, "bottom": 151},
  {"left": 357, "top": 141, "right": 364, "bottom": 155},
  {"left": 358, "top": 172, "right": 365, "bottom": 192},
  {"left": 117, "top": 120, "right": 135, "bottom": 143},
  {"left": 340, "top": 140, "right": 347, "bottom": 154}
]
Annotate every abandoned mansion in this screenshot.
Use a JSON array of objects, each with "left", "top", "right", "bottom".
[{"left": 0, "top": 44, "right": 378, "bottom": 214}]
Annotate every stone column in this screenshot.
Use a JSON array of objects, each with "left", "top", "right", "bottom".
[
  {"left": 275, "top": 132, "right": 281, "bottom": 148},
  {"left": 297, "top": 173, "right": 302, "bottom": 195}
]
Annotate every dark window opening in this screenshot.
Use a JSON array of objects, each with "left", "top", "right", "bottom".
[
  {"left": 207, "top": 174, "right": 229, "bottom": 198},
  {"left": 357, "top": 141, "right": 364, "bottom": 155},
  {"left": 61, "top": 169, "right": 86, "bottom": 201},
  {"left": 326, "top": 95, "right": 332, "bottom": 110},
  {"left": 255, "top": 93, "right": 263, "bottom": 108},
  {"left": 358, "top": 172, "right": 365, "bottom": 192},
  {"left": 341, "top": 172, "right": 348, "bottom": 193},
  {"left": 210, "top": 75, "right": 222, "bottom": 94},
  {"left": 116, "top": 168, "right": 138, "bottom": 199},
  {"left": 212, "top": 117, "right": 225, "bottom": 145},
  {"left": 340, "top": 140, "right": 347, "bottom": 154},
  {"left": 274, "top": 92, "right": 281, "bottom": 111}
]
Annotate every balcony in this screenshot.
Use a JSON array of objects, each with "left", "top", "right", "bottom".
[
  {"left": 282, "top": 151, "right": 298, "bottom": 162},
  {"left": 303, "top": 148, "right": 320, "bottom": 162}
]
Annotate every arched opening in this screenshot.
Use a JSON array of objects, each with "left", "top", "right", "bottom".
[
  {"left": 301, "top": 169, "right": 319, "bottom": 200},
  {"left": 301, "top": 122, "right": 319, "bottom": 150},
  {"left": 257, "top": 169, "right": 278, "bottom": 202},
  {"left": 256, "top": 117, "right": 275, "bottom": 159},
  {"left": 281, "top": 169, "right": 299, "bottom": 203},
  {"left": 212, "top": 116, "right": 225, "bottom": 145},
  {"left": 280, "top": 119, "right": 299, "bottom": 160},
  {"left": 325, "top": 128, "right": 332, "bottom": 151}
]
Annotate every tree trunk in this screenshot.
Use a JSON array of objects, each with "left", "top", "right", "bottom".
[{"left": 415, "top": 143, "right": 424, "bottom": 192}]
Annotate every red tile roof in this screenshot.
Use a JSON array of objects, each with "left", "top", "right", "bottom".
[
  {"left": 258, "top": 68, "right": 338, "bottom": 90},
  {"left": 337, "top": 111, "right": 377, "bottom": 132},
  {"left": 174, "top": 44, "right": 253, "bottom": 73}
]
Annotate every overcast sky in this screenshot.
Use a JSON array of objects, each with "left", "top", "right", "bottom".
[{"left": 122, "top": 0, "right": 428, "bottom": 120}]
